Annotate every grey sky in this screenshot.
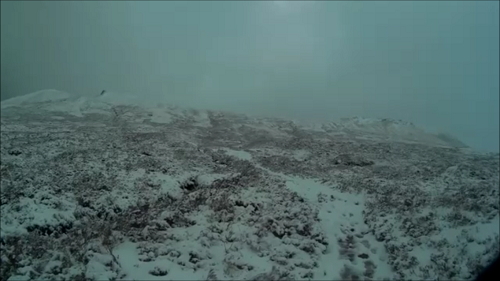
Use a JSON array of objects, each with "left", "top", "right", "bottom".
[{"left": 1, "top": 1, "right": 498, "bottom": 152}]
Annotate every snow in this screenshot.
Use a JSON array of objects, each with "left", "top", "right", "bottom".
[
  {"left": 0, "top": 191, "right": 76, "bottom": 237},
  {"left": 216, "top": 146, "right": 400, "bottom": 280},
  {"left": 147, "top": 107, "right": 175, "bottom": 124},
  {"left": 43, "top": 96, "right": 87, "bottom": 117},
  {"left": 86, "top": 254, "right": 117, "bottom": 281},
  {"left": 220, "top": 148, "right": 253, "bottom": 161},
  {"left": 0, "top": 89, "right": 497, "bottom": 281},
  {"left": 1, "top": 89, "right": 76, "bottom": 108},
  {"left": 7, "top": 274, "right": 31, "bottom": 281},
  {"left": 1, "top": 89, "right": 466, "bottom": 149},
  {"left": 268, "top": 175, "right": 394, "bottom": 280},
  {"left": 320, "top": 117, "right": 466, "bottom": 148}
]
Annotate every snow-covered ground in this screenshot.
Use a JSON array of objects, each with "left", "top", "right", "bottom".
[{"left": 1, "top": 90, "right": 498, "bottom": 280}]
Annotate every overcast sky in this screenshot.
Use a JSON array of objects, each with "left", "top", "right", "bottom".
[{"left": 1, "top": 1, "right": 498, "bottom": 152}]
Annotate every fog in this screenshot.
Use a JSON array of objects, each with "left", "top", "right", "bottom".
[{"left": 1, "top": 1, "right": 498, "bottom": 152}]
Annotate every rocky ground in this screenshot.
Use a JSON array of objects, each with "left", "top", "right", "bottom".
[{"left": 1, "top": 91, "right": 499, "bottom": 280}]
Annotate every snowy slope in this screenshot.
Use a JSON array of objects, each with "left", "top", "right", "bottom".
[
  {"left": 1, "top": 89, "right": 77, "bottom": 107},
  {"left": 319, "top": 117, "right": 467, "bottom": 148},
  {"left": 1, "top": 90, "right": 498, "bottom": 281},
  {"left": 1, "top": 90, "right": 467, "bottom": 148},
  {"left": 1, "top": 90, "right": 99, "bottom": 118}
]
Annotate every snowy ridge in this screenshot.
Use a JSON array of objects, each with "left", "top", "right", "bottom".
[
  {"left": 2, "top": 89, "right": 467, "bottom": 148},
  {"left": 0, "top": 89, "right": 77, "bottom": 107},
  {"left": 2, "top": 90, "right": 98, "bottom": 118},
  {"left": 1, "top": 89, "right": 497, "bottom": 281},
  {"left": 320, "top": 117, "right": 466, "bottom": 148}
]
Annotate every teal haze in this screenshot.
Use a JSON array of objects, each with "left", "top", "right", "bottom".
[{"left": 1, "top": 1, "right": 498, "bottom": 152}]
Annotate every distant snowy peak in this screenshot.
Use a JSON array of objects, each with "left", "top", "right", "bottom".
[
  {"left": 1, "top": 89, "right": 115, "bottom": 117},
  {"left": 0, "top": 89, "right": 77, "bottom": 108},
  {"left": 0, "top": 89, "right": 137, "bottom": 109},
  {"left": 327, "top": 117, "right": 426, "bottom": 139},
  {"left": 321, "top": 117, "right": 467, "bottom": 148}
]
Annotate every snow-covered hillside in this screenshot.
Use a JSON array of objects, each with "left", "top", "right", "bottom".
[{"left": 1, "top": 90, "right": 498, "bottom": 280}]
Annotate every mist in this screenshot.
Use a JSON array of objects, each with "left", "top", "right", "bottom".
[{"left": 1, "top": 1, "right": 498, "bottom": 152}]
